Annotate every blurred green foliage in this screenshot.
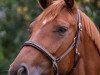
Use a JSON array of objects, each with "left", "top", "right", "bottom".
[{"left": 0, "top": 0, "right": 99, "bottom": 75}]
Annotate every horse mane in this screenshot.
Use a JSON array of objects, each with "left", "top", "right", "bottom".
[{"left": 80, "top": 11, "right": 100, "bottom": 53}]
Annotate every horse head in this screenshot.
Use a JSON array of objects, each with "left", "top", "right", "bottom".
[{"left": 9, "top": 0, "right": 82, "bottom": 75}]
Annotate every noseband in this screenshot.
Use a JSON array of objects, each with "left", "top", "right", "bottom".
[{"left": 23, "top": 10, "right": 82, "bottom": 75}]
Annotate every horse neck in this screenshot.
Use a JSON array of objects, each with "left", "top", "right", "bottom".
[
  {"left": 79, "top": 10, "right": 100, "bottom": 55},
  {"left": 70, "top": 10, "right": 100, "bottom": 75}
]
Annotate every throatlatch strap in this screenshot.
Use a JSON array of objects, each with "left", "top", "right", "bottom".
[{"left": 73, "top": 49, "right": 80, "bottom": 69}]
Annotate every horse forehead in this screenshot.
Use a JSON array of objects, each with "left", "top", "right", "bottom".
[
  {"left": 43, "top": 19, "right": 48, "bottom": 25},
  {"left": 42, "top": 13, "right": 67, "bottom": 24},
  {"left": 42, "top": 17, "right": 54, "bottom": 25}
]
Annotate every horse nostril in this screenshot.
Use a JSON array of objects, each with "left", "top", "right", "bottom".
[{"left": 17, "top": 65, "right": 28, "bottom": 75}]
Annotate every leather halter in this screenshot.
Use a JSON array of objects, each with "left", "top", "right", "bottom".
[{"left": 23, "top": 10, "right": 82, "bottom": 75}]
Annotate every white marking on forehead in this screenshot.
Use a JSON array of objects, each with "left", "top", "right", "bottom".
[
  {"left": 42, "top": 17, "right": 53, "bottom": 25},
  {"left": 43, "top": 19, "right": 47, "bottom": 25}
]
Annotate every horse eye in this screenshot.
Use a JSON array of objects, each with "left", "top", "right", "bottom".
[
  {"left": 56, "top": 26, "right": 67, "bottom": 33},
  {"left": 54, "top": 26, "right": 68, "bottom": 36}
]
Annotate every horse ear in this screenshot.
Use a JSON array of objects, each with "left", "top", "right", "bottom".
[
  {"left": 64, "top": 0, "right": 75, "bottom": 10},
  {"left": 37, "top": 0, "right": 53, "bottom": 9}
]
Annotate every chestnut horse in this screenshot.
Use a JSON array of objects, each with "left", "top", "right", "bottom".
[{"left": 9, "top": 0, "right": 100, "bottom": 75}]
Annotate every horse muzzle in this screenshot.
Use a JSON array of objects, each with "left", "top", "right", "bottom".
[
  {"left": 9, "top": 64, "right": 29, "bottom": 75},
  {"left": 8, "top": 63, "right": 48, "bottom": 75}
]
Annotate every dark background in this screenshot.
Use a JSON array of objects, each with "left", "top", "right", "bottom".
[{"left": 0, "top": 0, "right": 100, "bottom": 75}]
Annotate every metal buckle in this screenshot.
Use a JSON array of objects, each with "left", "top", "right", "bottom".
[{"left": 79, "top": 23, "right": 82, "bottom": 31}]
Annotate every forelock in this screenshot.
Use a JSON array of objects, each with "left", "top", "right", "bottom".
[{"left": 37, "top": 0, "right": 65, "bottom": 23}]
